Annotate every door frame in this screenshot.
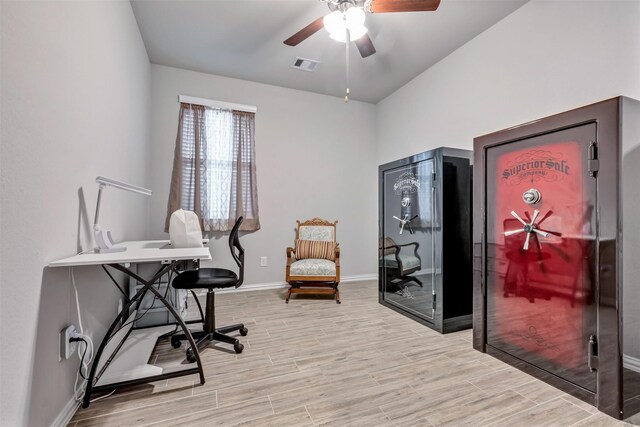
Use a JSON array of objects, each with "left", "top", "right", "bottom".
[{"left": 473, "top": 98, "right": 622, "bottom": 418}]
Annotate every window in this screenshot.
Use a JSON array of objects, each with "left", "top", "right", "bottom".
[{"left": 165, "top": 102, "right": 260, "bottom": 232}]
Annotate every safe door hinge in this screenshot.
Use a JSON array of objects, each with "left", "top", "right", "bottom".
[
  {"left": 431, "top": 172, "right": 437, "bottom": 187},
  {"left": 588, "top": 142, "right": 599, "bottom": 177},
  {"left": 588, "top": 335, "right": 599, "bottom": 372},
  {"left": 432, "top": 293, "right": 437, "bottom": 311}
]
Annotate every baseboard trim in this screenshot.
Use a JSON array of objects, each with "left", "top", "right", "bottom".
[
  {"left": 51, "top": 396, "right": 80, "bottom": 427},
  {"left": 214, "top": 281, "right": 287, "bottom": 293},
  {"left": 413, "top": 268, "right": 442, "bottom": 275},
  {"left": 342, "top": 274, "right": 377, "bottom": 283},
  {"left": 212, "top": 273, "right": 377, "bottom": 294},
  {"left": 624, "top": 354, "right": 640, "bottom": 374}
]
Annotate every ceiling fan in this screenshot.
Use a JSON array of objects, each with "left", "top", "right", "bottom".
[{"left": 283, "top": 0, "right": 441, "bottom": 59}]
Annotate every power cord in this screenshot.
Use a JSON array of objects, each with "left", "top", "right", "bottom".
[
  {"left": 70, "top": 337, "right": 89, "bottom": 380},
  {"left": 90, "top": 389, "right": 116, "bottom": 403},
  {"left": 69, "top": 337, "right": 118, "bottom": 402},
  {"left": 69, "top": 331, "right": 93, "bottom": 401},
  {"left": 70, "top": 267, "right": 96, "bottom": 402}
]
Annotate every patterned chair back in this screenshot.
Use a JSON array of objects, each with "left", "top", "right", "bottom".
[{"left": 297, "top": 218, "right": 337, "bottom": 242}]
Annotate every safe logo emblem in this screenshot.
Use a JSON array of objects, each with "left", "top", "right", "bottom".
[
  {"left": 393, "top": 171, "right": 420, "bottom": 194},
  {"left": 502, "top": 150, "right": 570, "bottom": 185}
]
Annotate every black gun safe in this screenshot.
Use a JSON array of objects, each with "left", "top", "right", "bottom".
[
  {"left": 379, "top": 147, "right": 472, "bottom": 333},
  {"left": 473, "top": 97, "right": 640, "bottom": 419}
]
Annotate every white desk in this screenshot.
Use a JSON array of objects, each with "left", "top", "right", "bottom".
[
  {"left": 49, "top": 240, "right": 211, "bottom": 407},
  {"left": 49, "top": 240, "right": 211, "bottom": 267}
]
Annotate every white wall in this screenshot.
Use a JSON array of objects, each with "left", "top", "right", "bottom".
[
  {"left": 150, "top": 65, "right": 378, "bottom": 285},
  {"left": 0, "top": 2, "right": 150, "bottom": 426},
  {"left": 376, "top": 0, "right": 640, "bottom": 164}
]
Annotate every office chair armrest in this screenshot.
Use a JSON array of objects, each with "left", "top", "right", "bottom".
[
  {"left": 396, "top": 242, "right": 420, "bottom": 258},
  {"left": 397, "top": 242, "right": 420, "bottom": 249}
]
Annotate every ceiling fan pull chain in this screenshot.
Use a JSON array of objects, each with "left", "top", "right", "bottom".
[{"left": 345, "top": 26, "right": 350, "bottom": 103}]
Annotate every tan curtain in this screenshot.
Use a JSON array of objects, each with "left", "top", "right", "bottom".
[
  {"left": 165, "top": 103, "right": 260, "bottom": 233},
  {"left": 230, "top": 111, "right": 260, "bottom": 230}
]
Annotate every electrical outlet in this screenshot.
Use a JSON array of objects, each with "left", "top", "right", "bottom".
[
  {"left": 60, "top": 325, "right": 78, "bottom": 360},
  {"left": 260, "top": 256, "right": 267, "bottom": 267}
]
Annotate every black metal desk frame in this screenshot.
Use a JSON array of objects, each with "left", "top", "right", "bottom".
[{"left": 82, "top": 261, "right": 205, "bottom": 408}]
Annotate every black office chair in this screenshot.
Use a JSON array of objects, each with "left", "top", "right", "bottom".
[{"left": 171, "top": 216, "right": 248, "bottom": 361}]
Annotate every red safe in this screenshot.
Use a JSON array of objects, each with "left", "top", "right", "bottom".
[{"left": 473, "top": 97, "right": 640, "bottom": 419}]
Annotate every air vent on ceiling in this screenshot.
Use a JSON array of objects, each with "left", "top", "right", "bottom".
[{"left": 291, "top": 57, "right": 320, "bottom": 72}]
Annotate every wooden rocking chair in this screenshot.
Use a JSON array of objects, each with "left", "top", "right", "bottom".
[{"left": 285, "top": 218, "right": 341, "bottom": 304}]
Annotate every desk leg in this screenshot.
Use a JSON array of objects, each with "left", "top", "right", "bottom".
[
  {"left": 143, "top": 278, "right": 206, "bottom": 385},
  {"left": 82, "top": 278, "right": 155, "bottom": 408},
  {"left": 82, "top": 263, "right": 206, "bottom": 408},
  {"left": 109, "top": 263, "right": 206, "bottom": 386}
]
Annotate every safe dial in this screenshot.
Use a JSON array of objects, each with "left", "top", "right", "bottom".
[
  {"left": 505, "top": 209, "right": 553, "bottom": 251},
  {"left": 523, "top": 188, "right": 542, "bottom": 205}
]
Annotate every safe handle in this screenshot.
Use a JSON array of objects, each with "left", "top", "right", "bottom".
[{"left": 588, "top": 335, "right": 599, "bottom": 372}]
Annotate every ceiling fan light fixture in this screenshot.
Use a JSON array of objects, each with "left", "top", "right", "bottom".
[
  {"left": 324, "top": 8, "right": 368, "bottom": 43},
  {"left": 345, "top": 7, "right": 365, "bottom": 27},
  {"left": 323, "top": 10, "right": 344, "bottom": 36}
]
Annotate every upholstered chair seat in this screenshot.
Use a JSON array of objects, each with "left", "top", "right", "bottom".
[
  {"left": 289, "top": 259, "right": 337, "bottom": 276},
  {"left": 383, "top": 253, "right": 421, "bottom": 270}
]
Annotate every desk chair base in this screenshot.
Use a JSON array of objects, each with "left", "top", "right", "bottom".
[
  {"left": 388, "top": 275, "right": 423, "bottom": 288},
  {"left": 172, "top": 326, "right": 248, "bottom": 363},
  {"left": 170, "top": 289, "right": 248, "bottom": 362}
]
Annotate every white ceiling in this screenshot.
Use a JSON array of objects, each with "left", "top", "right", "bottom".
[{"left": 131, "top": 0, "right": 528, "bottom": 103}]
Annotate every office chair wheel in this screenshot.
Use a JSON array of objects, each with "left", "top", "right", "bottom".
[
  {"left": 171, "top": 339, "right": 182, "bottom": 349},
  {"left": 240, "top": 327, "right": 248, "bottom": 336},
  {"left": 234, "top": 342, "right": 244, "bottom": 354},
  {"left": 186, "top": 348, "right": 197, "bottom": 363}
]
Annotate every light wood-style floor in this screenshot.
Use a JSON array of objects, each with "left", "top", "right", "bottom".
[{"left": 70, "top": 280, "right": 639, "bottom": 426}]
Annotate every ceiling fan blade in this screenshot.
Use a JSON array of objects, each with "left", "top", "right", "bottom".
[
  {"left": 367, "top": 0, "right": 440, "bottom": 13},
  {"left": 283, "top": 17, "right": 325, "bottom": 46},
  {"left": 355, "top": 34, "right": 376, "bottom": 58}
]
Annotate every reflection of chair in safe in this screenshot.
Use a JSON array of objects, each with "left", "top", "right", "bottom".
[{"left": 380, "top": 237, "right": 422, "bottom": 287}]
